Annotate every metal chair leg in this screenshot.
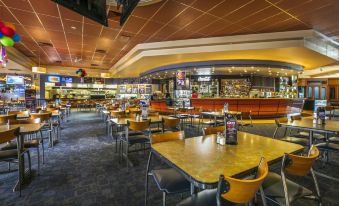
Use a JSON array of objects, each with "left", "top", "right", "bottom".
[
  {"left": 145, "top": 152, "right": 152, "bottom": 206},
  {"left": 37, "top": 146, "right": 40, "bottom": 175},
  {"left": 162, "top": 192, "right": 166, "bottom": 206},
  {"left": 27, "top": 151, "right": 32, "bottom": 175},
  {"left": 273, "top": 127, "right": 278, "bottom": 139}
]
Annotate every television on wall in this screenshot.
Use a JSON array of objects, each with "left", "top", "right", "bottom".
[
  {"left": 48, "top": 76, "right": 61, "bottom": 83},
  {"left": 6, "top": 75, "right": 24, "bottom": 85},
  {"left": 52, "top": 0, "right": 108, "bottom": 26}
]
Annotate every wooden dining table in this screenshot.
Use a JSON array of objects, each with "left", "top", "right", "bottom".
[
  {"left": 0, "top": 123, "right": 45, "bottom": 191},
  {"left": 150, "top": 132, "right": 303, "bottom": 193},
  {"left": 110, "top": 115, "right": 175, "bottom": 126},
  {"left": 201, "top": 111, "right": 241, "bottom": 126}
]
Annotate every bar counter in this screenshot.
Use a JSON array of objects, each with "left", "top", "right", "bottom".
[{"left": 150, "top": 98, "right": 304, "bottom": 118}]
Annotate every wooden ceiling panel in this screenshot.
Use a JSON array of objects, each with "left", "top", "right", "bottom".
[
  {"left": 1, "top": 0, "right": 338, "bottom": 70},
  {"left": 151, "top": 0, "right": 187, "bottom": 24}
]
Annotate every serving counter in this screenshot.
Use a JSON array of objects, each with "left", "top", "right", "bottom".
[{"left": 150, "top": 98, "right": 304, "bottom": 118}]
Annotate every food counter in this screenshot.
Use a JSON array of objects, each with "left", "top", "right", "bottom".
[{"left": 150, "top": 98, "right": 304, "bottom": 118}]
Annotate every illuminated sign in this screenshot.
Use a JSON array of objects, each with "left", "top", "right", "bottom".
[
  {"left": 198, "top": 76, "right": 211, "bottom": 81},
  {"left": 48, "top": 76, "right": 60, "bottom": 83}
]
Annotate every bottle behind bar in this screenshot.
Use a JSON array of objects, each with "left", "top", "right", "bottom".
[
  {"left": 224, "top": 113, "right": 238, "bottom": 145},
  {"left": 224, "top": 102, "right": 228, "bottom": 113},
  {"left": 317, "top": 107, "right": 326, "bottom": 125}
]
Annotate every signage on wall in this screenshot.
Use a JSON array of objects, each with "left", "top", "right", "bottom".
[
  {"left": 6, "top": 75, "right": 24, "bottom": 85},
  {"left": 61, "top": 76, "right": 73, "bottom": 83},
  {"left": 176, "top": 71, "right": 186, "bottom": 87},
  {"left": 198, "top": 76, "right": 211, "bottom": 82},
  {"left": 48, "top": 76, "right": 60, "bottom": 83}
]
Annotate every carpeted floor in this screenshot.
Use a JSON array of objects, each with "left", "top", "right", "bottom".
[{"left": 0, "top": 111, "right": 338, "bottom": 206}]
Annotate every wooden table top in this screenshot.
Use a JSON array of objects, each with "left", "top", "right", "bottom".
[
  {"left": 152, "top": 132, "right": 303, "bottom": 187},
  {"left": 0, "top": 123, "right": 45, "bottom": 134},
  {"left": 281, "top": 119, "right": 339, "bottom": 133},
  {"left": 201, "top": 111, "right": 240, "bottom": 116},
  {"left": 110, "top": 115, "right": 174, "bottom": 125}
]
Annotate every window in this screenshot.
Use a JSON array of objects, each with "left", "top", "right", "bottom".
[
  {"left": 314, "top": 87, "right": 319, "bottom": 99},
  {"left": 308, "top": 87, "right": 313, "bottom": 98},
  {"left": 321, "top": 87, "right": 326, "bottom": 100}
]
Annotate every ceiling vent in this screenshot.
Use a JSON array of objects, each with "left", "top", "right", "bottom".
[
  {"left": 38, "top": 42, "right": 53, "bottom": 47},
  {"left": 91, "top": 63, "right": 100, "bottom": 67},
  {"left": 55, "top": 60, "right": 62, "bottom": 64},
  {"left": 8, "top": 68, "right": 21, "bottom": 71},
  {"left": 95, "top": 49, "right": 106, "bottom": 54}
]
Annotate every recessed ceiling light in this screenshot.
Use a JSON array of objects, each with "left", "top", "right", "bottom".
[{"left": 71, "top": 26, "right": 77, "bottom": 30}]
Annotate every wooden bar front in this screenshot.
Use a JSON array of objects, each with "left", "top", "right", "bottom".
[{"left": 150, "top": 98, "right": 304, "bottom": 118}]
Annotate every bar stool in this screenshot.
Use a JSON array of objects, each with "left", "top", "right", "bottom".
[
  {"left": 0, "top": 127, "right": 31, "bottom": 196},
  {"left": 2, "top": 118, "right": 43, "bottom": 174},
  {"left": 145, "top": 131, "right": 190, "bottom": 206},
  {"left": 177, "top": 157, "right": 268, "bottom": 206},
  {"left": 262, "top": 146, "right": 321, "bottom": 206}
]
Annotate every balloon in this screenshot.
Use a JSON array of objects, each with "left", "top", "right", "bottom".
[
  {"left": 0, "top": 36, "right": 14, "bottom": 47},
  {"left": 4, "top": 22, "right": 15, "bottom": 30},
  {"left": 0, "top": 32, "right": 2, "bottom": 38},
  {"left": 12, "top": 33, "right": 21, "bottom": 42},
  {"left": 1, "top": 27, "right": 15, "bottom": 37},
  {"left": 0, "top": 22, "right": 4, "bottom": 29}
]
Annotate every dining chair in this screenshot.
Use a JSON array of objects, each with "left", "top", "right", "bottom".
[
  {"left": 120, "top": 120, "right": 151, "bottom": 167},
  {"left": 162, "top": 117, "right": 181, "bottom": 132},
  {"left": 202, "top": 126, "right": 225, "bottom": 136},
  {"left": 0, "top": 127, "right": 31, "bottom": 196},
  {"left": 3, "top": 118, "right": 43, "bottom": 174},
  {"left": 0, "top": 114, "right": 17, "bottom": 125},
  {"left": 262, "top": 146, "right": 321, "bottom": 206},
  {"left": 109, "top": 110, "right": 126, "bottom": 152},
  {"left": 177, "top": 157, "right": 268, "bottom": 206},
  {"left": 237, "top": 111, "right": 253, "bottom": 131},
  {"left": 145, "top": 131, "right": 190, "bottom": 206},
  {"left": 273, "top": 117, "right": 309, "bottom": 146},
  {"left": 31, "top": 112, "right": 53, "bottom": 148}
]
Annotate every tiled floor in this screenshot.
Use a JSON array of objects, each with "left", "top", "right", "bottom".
[{"left": 0, "top": 111, "right": 338, "bottom": 206}]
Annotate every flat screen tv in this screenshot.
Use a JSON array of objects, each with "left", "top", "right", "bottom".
[
  {"left": 48, "top": 76, "right": 61, "bottom": 83},
  {"left": 52, "top": 0, "right": 108, "bottom": 26},
  {"left": 6, "top": 75, "right": 24, "bottom": 85},
  {"left": 119, "top": 0, "right": 141, "bottom": 26}
]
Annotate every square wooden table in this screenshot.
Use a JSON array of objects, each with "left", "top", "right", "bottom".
[
  {"left": 201, "top": 111, "right": 241, "bottom": 126},
  {"left": 151, "top": 132, "right": 303, "bottom": 191},
  {"left": 280, "top": 119, "right": 339, "bottom": 146}
]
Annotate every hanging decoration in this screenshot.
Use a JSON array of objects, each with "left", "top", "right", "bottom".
[
  {"left": 76, "top": 68, "right": 87, "bottom": 83},
  {"left": 0, "top": 46, "right": 8, "bottom": 68},
  {"left": 0, "top": 20, "right": 22, "bottom": 68}
]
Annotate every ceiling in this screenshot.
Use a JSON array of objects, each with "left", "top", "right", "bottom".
[{"left": 1, "top": 0, "right": 339, "bottom": 73}]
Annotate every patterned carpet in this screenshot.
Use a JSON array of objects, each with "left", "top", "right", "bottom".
[{"left": 0, "top": 111, "right": 338, "bottom": 206}]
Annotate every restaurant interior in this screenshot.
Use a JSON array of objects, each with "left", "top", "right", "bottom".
[{"left": 0, "top": 0, "right": 339, "bottom": 205}]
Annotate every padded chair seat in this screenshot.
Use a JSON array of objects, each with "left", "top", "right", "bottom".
[
  {"left": 152, "top": 168, "right": 190, "bottom": 194},
  {"left": 177, "top": 188, "right": 236, "bottom": 206},
  {"left": 329, "top": 137, "right": 339, "bottom": 144},
  {"left": 0, "top": 149, "right": 19, "bottom": 160},
  {"left": 280, "top": 136, "right": 309, "bottom": 146},
  {"left": 262, "top": 172, "right": 312, "bottom": 205},
  {"left": 296, "top": 132, "right": 325, "bottom": 140},
  {"left": 52, "top": 122, "right": 59, "bottom": 126},
  {"left": 1, "top": 139, "right": 40, "bottom": 150},
  {"left": 316, "top": 142, "right": 339, "bottom": 153},
  {"left": 121, "top": 135, "right": 149, "bottom": 145}
]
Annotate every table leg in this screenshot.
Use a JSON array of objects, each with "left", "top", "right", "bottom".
[{"left": 309, "top": 130, "right": 313, "bottom": 147}]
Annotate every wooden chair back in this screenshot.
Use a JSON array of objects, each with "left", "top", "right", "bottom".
[
  {"left": 219, "top": 157, "right": 268, "bottom": 204},
  {"left": 291, "top": 114, "right": 302, "bottom": 121},
  {"left": 0, "top": 114, "right": 17, "bottom": 124},
  {"left": 7, "top": 110, "right": 29, "bottom": 116},
  {"left": 31, "top": 112, "right": 52, "bottom": 122},
  {"left": 284, "top": 145, "right": 319, "bottom": 176},
  {"left": 275, "top": 117, "right": 288, "bottom": 126},
  {"left": 110, "top": 110, "right": 125, "bottom": 118},
  {"left": 162, "top": 118, "right": 180, "bottom": 130},
  {"left": 0, "top": 127, "right": 20, "bottom": 144},
  {"left": 203, "top": 126, "right": 225, "bottom": 136},
  {"left": 324, "top": 106, "right": 334, "bottom": 111},
  {"left": 127, "top": 120, "right": 150, "bottom": 132},
  {"left": 46, "top": 107, "right": 58, "bottom": 112},
  {"left": 151, "top": 131, "right": 185, "bottom": 144},
  {"left": 9, "top": 118, "right": 41, "bottom": 125}
]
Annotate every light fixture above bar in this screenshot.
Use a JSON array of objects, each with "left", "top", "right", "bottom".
[{"left": 32, "top": 66, "right": 47, "bottom": 74}]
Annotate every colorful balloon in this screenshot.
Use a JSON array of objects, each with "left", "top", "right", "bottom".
[
  {"left": 0, "top": 36, "right": 14, "bottom": 47},
  {"left": 0, "top": 22, "right": 4, "bottom": 29},
  {"left": 4, "top": 22, "right": 15, "bottom": 30},
  {"left": 12, "top": 34, "right": 21, "bottom": 42},
  {"left": 1, "top": 26, "right": 15, "bottom": 37},
  {"left": 0, "top": 32, "right": 2, "bottom": 38}
]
